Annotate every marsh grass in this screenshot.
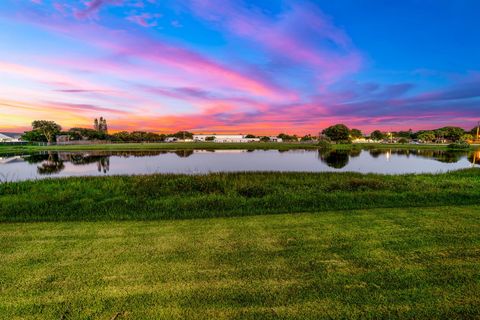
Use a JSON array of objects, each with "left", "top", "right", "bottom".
[
  {"left": 0, "top": 206, "right": 479, "bottom": 319},
  {"left": 1, "top": 169, "right": 479, "bottom": 222}
]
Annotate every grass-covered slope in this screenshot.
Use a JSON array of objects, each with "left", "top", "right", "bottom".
[
  {"left": 1, "top": 206, "right": 479, "bottom": 319},
  {"left": 1, "top": 169, "right": 479, "bottom": 222}
]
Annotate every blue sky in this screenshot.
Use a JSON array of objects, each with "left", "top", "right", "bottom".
[{"left": 0, "top": 0, "right": 479, "bottom": 133}]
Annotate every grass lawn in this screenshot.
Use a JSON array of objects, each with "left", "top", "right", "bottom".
[{"left": 1, "top": 205, "right": 479, "bottom": 319}]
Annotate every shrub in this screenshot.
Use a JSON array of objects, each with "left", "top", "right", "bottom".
[
  {"left": 317, "top": 138, "right": 332, "bottom": 149},
  {"left": 447, "top": 141, "right": 470, "bottom": 150}
]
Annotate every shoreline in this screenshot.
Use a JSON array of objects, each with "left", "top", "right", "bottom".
[{"left": 1, "top": 142, "right": 479, "bottom": 154}]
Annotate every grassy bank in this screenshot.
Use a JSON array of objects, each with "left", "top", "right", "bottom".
[
  {"left": 0, "top": 142, "right": 319, "bottom": 153},
  {"left": 1, "top": 142, "right": 478, "bottom": 154},
  {"left": 1, "top": 169, "right": 479, "bottom": 222},
  {"left": 1, "top": 206, "right": 479, "bottom": 319}
]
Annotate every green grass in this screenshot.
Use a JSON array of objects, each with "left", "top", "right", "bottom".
[
  {"left": 1, "top": 142, "right": 478, "bottom": 154},
  {"left": 1, "top": 205, "right": 479, "bottom": 319},
  {"left": 1, "top": 169, "right": 480, "bottom": 222},
  {"left": 0, "top": 142, "right": 319, "bottom": 153}
]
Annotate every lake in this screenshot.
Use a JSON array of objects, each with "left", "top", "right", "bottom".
[{"left": 0, "top": 148, "right": 479, "bottom": 182}]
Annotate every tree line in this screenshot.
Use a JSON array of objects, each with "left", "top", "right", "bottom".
[
  {"left": 21, "top": 118, "right": 479, "bottom": 144},
  {"left": 320, "top": 124, "right": 478, "bottom": 143},
  {"left": 21, "top": 119, "right": 196, "bottom": 144}
]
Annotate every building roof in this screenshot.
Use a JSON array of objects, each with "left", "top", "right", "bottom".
[
  {"left": 0, "top": 132, "right": 22, "bottom": 139},
  {"left": 194, "top": 134, "right": 244, "bottom": 138}
]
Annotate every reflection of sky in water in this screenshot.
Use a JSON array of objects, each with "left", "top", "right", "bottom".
[{"left": 0, "top": 149, "right": 478, "bottom": 182}]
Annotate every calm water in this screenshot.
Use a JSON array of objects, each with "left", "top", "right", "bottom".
[{"left": 0, "top": 149, "right": 479, "bottom": 182}]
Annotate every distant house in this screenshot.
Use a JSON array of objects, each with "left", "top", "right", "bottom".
[
  {"left": 0, "top": 133, "right": 21, "bottom": 142},
  {"left": 55, "top": 135, "right": 71, "bottom": 144},
  {"left": 269, "top": 136, "right": 283, "bottom": 142},
  {"left": 193, "top": 134, "right": 260, "bottom": 143},
  {"left": 165, "top": 137, "right": 179, "bottom": 143}
]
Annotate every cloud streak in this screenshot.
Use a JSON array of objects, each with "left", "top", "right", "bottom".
[{"left": 0, "top": 0, "right": 478, "bottom": 133}]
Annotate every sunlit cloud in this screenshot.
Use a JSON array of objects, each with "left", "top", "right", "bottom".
[{"left": 0, "top": 0, "right": 478, "bottom": 134}]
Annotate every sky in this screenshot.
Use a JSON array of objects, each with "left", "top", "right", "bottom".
[{"left": 0, "top": 0, "right": 479, "bottom": 134}]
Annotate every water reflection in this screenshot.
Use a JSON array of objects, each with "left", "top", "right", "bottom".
[
  {"left": 0, "top": 148, "right": 478, "bottom": 181},
  {"left": 469, "top": 151, "right": 480, "bottom": 166},
  {"left": 36, "top": 153, "right": 65, "bottom": 175},
  {"left": 366, "top": 148, "right": 464, "bottom": 163},
  {"left": 317, "top": 148, "right": 476, "bottom": 169},
  {"left": 318, "top": 150, "right": 350, "bottom": 169},
  {"left": 23, "top": 151, "right": 110, "bottom": 175},
  {"left": 174, "top": 150, "right": 194, "bottom": 158}
]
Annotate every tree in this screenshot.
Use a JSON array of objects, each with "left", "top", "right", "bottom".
[
  {"left": 94, "top": 117, "right": 108, "bottom": 133},
  {"left": 462, "top": 134, "right": 474, "bottom": 142},
  {"left": 300, "top": 134, "right": 313, "bottom": 141},
  {"left": 471, "top": 126, "right": 480, "bottom": 138},
  {"left": 260, "top": 136, "right": 270, "bottom": 142},
  {"left": 111, "top": 131, "right": 131, "bottom": 142},
  {"left": 393, "top": 129, "right": 413, "bottom": 139},
  {"left": 417, "top": 131, "right": 435, "bottom": 143},
  {"left": 31, "top": 120, "right": 61, "bottom": 144},
  {"left": 205, "top": 136, "right": 216, "bottom": 141},
  {"left": 350, "top": 128, "right": 363, "bottom": 139},
  {"left": 277, "top": 133, "right": 298, "bottom": 142},
  {"left": 21, "top": 130, "right": 48, "bottom": 142},
  {"left": 438, "top": 126, "right": 465, "bottom": 142},
  {"left": 322, "top": 124, "right": 350, "bottom": 142},
  {"left": 69, "top": 127, "right": 107, "bottom": 140},
  {"left": 101, "top": 117, "right": 108, "bottom": 133},
  {"left": 245, "top": 134, "right": 256, "bottom": 138},
  {"left": 172, "top": 131, "right": 193, "bottom": 139},
  {"left": 370, "top": 130, "right": 385, "bottom": 141}
]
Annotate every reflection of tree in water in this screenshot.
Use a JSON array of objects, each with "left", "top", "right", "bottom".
[
  {"left": 469, "top": 151, "right": 480, "bottom": 165},
  {"left": 431, "top": 151, "right": 463, "bottom": 163},
  {"left": 23, "top": 153, "right": 50, "bottom": 164},
  {"left": 24, "top": 150, "right": 200, "bottom": 176},
  {"left": 318, "top": 150, "right": 349, "bottom": 169},
  {"left": 175, "top": 150, "right": 194, "bottom": 158},
  {"left": 349, "top": 149, "right": 361, "bottom": 158},
  {"left": 367, "top": 148, "right": 464, "bottom": 163},
  {"left": 23, "top": 152, "right": 112, "bottom": 175},
  {"left": 68, "top": 154, "right": 110, "bottom": 173},
  {"left": 36, "top": 152, "right": 65, "bottom": 175},
  {"left": 97, "top": 157, "right": 110, "bottom": 173},
  {"left": 369, "top": 149, "right": 383, "bottom": 158},
  {"left": 108, "top": 150, "right": 169, "bottom": 157}
]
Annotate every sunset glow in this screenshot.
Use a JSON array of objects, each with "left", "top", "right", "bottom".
[{"left": 1, "top": 1, "right": 479, "bottom": 134}]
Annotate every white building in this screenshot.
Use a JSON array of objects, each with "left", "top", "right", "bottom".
[
  {"left": 0, "top": 133, "right": 20, "bottom": 142},
  {"left": 269, "top": 136, "right": 283, "bottom": 142},
  {"left": 193, "top": 134, "right": 260, "bottom": 143},
  {"left": 163, "top": 137, "right": 175, "bottom": 142}
]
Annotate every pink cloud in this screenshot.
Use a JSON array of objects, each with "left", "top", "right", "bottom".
[
  {"left": 127, "top": 13, "right": 161, "bottom": 27},
  {"left": 187, "top": 0, "right": 362, "bottom": 84},
  {"left": 74, "top": 0, "right": 123, "bottom": 19}
]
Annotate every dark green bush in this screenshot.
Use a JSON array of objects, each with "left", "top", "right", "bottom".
[{"left": 447, "top": 141, "right": 470, "bottom": 150}]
